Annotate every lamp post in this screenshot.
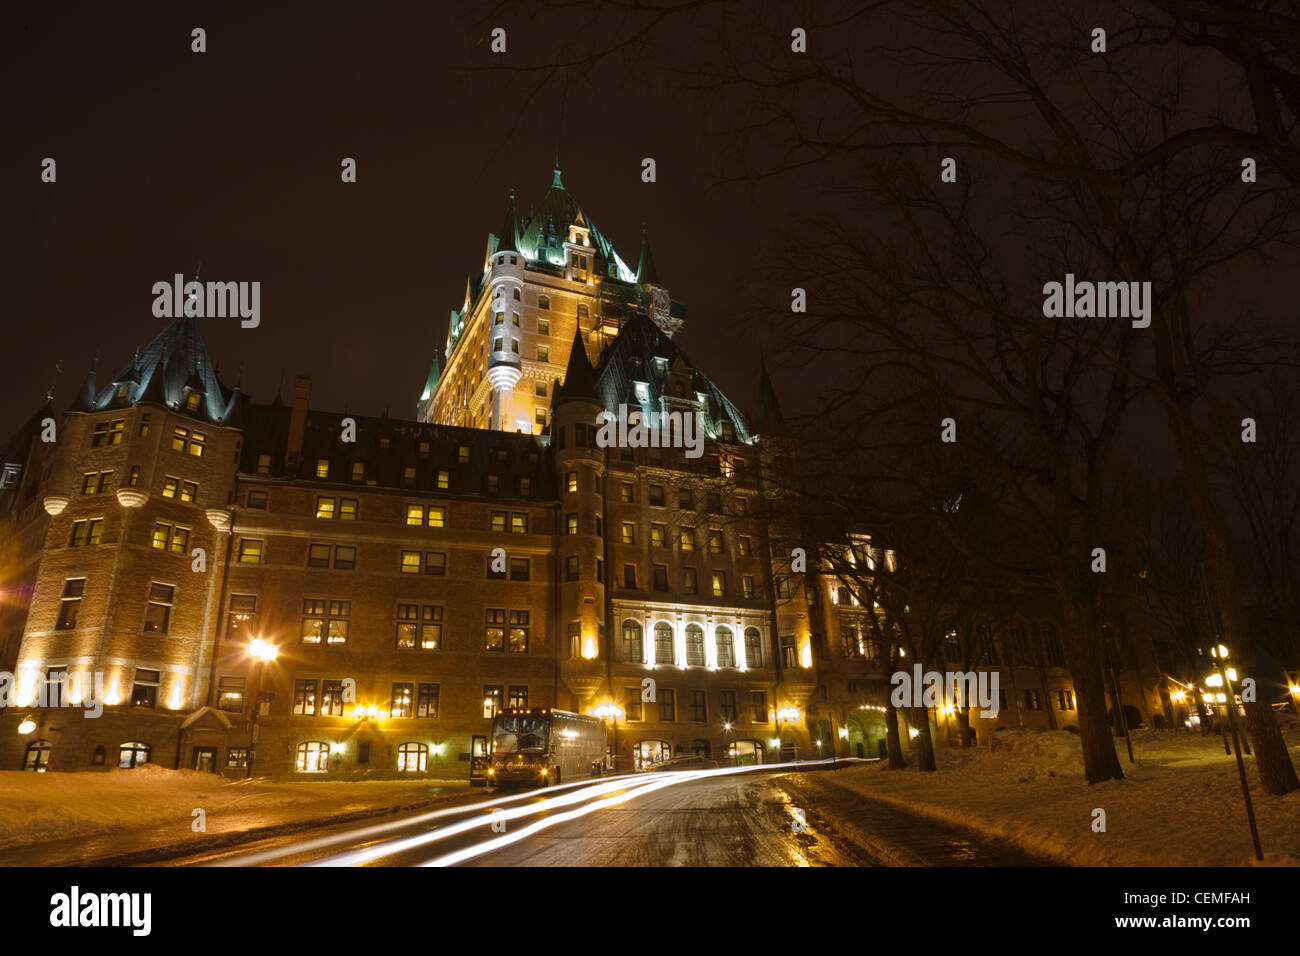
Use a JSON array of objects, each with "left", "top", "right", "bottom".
[
  {"left": 1207, "top": 645, "right": 1263, "bottom": 861},
  {"left": 246, "top": 637, "right": 278, "bottom": 778}
]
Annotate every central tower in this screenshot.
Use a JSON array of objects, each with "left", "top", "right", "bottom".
[{"left": 417, "top": 166, "right": 683, "bottom": 433}]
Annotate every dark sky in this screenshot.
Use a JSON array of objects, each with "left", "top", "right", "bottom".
[{"left": 1, "top": 1, "right": 807, "bottom": 438}]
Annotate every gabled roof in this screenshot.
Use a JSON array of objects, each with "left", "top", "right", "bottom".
[{"left": 74, "top": 313, "right": 235, "bottom": 425}]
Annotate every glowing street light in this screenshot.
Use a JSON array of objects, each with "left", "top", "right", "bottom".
[{"left": 248, "top": 637, "right": 278, "bottom": 662}]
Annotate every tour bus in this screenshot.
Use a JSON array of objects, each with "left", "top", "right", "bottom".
[{"left": 488, "top": 708, "right": 607, "bottom": 789}]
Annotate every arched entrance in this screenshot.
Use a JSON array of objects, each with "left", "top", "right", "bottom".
[
  {"left": 633, "top": 739, "right": 671, "bottom": 768},
  {"left": 728, "top": 740, "right": 765, "bottom": 766}
]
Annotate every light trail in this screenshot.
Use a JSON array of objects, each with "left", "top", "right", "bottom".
[{"left": 213, "top": 757, "right": 867, "bottom": 867}]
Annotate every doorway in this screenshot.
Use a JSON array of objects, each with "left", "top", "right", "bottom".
[{"left": 193, "top": 747, "right": 217, "bottom": 773}]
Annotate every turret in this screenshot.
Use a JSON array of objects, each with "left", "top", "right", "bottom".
[{"left": 552, "top": 330, "right": 608, "bottom": 708}]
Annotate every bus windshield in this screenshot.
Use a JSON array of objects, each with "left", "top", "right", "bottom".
[{"left": 493, "top": 715, "right": 549, "bottom": 753}]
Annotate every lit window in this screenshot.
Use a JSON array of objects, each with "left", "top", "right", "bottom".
[
  {"left": 711, "top": 571, "right": 727, "bottom": 597},
  {"left": 437, "top": 470, "right": 449, "bottom": 490},
  {"left": 143, "top": 583, "right": 174, "bottom": 633},
  {"left": 397, "top": 742, "right": 427, "bottom": 771},
  {"left": 237, "top": 539, "right": 263, "bottom": 564},
  {"left": 400, "top": 551, "right": 421, "bottom": 574},
  {"left": 566, "top": 471, "right": 578, "bottom": 493},
  {"left": 162, "top": 476, "right": 179, "bottom": 498},
  {"left": 651, "top": 524, "right": 666, "bottom": 547},
  {"left": 621, "top": 522, "right": 635, "bottom": 544},
  {"left": 56, "top": 578, "right": 85, "bottom": 630},
  {"left": 620, "top": 483, "right": 634, "bottom": 503},
  {"left": 316, "top": 497, "right": 336, "bottom": 519},
  {"left": 680, "top": 527, "right": 695, "bottom": 551},
  {"left": 339, "top": 498, "right": 357, "bottom": 520},
  {"left": 738, "top": 536, "right": 751, "bottom": 557},
  {"left": 295, "top": 741, "right": 330, "bottom": 773},
  {"left": 315, "top": 459, "right": 329, "bottom": 478},
  {"left": 151, "top": 523, "right": 170, "bottom": 550}
]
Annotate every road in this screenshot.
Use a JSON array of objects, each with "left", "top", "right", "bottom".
[{"left": 145, "top": 761, "right": 1045, "bottom": 867}]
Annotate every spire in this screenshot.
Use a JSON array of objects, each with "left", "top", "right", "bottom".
[
  {"left": 756, "top": 349, "right": 785, "bottom": 434},
  {"left": 419, "top": 349, "right": 441, "bottom": 402},
  {"left": 496, "top": 191, "right": 519, "bottom": 253},
  {"left": 552, "top": 152, "right": 564, "bottom": 189},
  {"left": 76, "top": 357, "right": 98, "bottom": 410},
  {"left": 552, "top": 329, "right": 598, "bottom": 409},
  {"left": 636, "top": 225, "right": 659, "bottom": 285}
]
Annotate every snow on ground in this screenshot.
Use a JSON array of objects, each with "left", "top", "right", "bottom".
[
  {"left": 828, "top": 715, "right": 1300, "bottom": 866},
  {"left": 0, "top": 765, "right": 468, "bottom": 850}
]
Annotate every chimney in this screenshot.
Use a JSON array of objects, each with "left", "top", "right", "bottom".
[{"left": 286, "top": 376, "right": 312, "bottom": 474}]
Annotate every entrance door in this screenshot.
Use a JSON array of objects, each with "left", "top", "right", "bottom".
[
  {"left": 470, "top": 735, "right": 489, "bottom": 785},
  {"left": 193, "top": 747, "right": 217, "bottom": 773}
]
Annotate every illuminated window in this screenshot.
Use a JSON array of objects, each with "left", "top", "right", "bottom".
[
  {"left": 416, "top": 683, "right": 439, "bottom": 718},
  {"left": 566, "top": 513, "right": 578, "bottom": 535},
  {"left": 458, "top": 445, "right": 470, "bottom": 463},
  {"left": 622, "top": 621, "right": 643, "bottom": 662},
  {"left": 237, "top": 539, "right": 262, "bottom": 564},
  {"left": 128, "top": 465, "right": 140, "bottom": 487},
  {"left": 650, "top": 524, "right": 666, "bottom": 547},
  {"left": 350, "top": 462, "right": 365, "bottom": 482},
  {"left": 55, "top": 579, "right": 84, "bottom": 630},
  {"left": 218, "top": 676, "right": 245, "bottom": 713},
  {"left": 293, "top": 679, "right": 319, "bottom": 716},
  {"left": 397, "top": 742, "right": 427, "bottom": 771},
  {"left": 316, "top": 497, "right": 336, "bottom": 519},
  {"left": 169, "top": 526, "right": 189, "bottom": 554},
  {"left": 228, "top": 594, "right": 256, "bottom": 638},
  {"left": 339, "top": 498, "right": 357, "bottom": 520},
  {"left": 396, "top": 603, "right": 442, "bottom": 650},
  {"left": 151, "top": 523, "right": 170, "bottom": 550},
  {"left": 535, "top": 380, "right": 548, "bottom": 397},
  {"left": 708, "top": 530, "right": 724, "bottom": 554},
  {"left": 427, "top": 506, "right": 445, "bottom": 527},
  {"left": 185, "top": 392, "right": 201, "bottom": 412},
  {"left": 143, "top": 583, "right": 174, "bottom": 634},
  {"left": 162, "top": 476, "right": 179, "bottom": 498},
  {"left": 711, "top": 571, "right": 727, "bottom": 597},
  {"left": 483, "top": 686, "right": 503, "bottom": 718},
  {"left": 509, "top": 611, "right": 529, "bottom": 653},
  {"left": 490, "top": 512, "right": 506, "bottom": 533},
  {"left": 295, "top": 741, "right": 329, "bottom": 773},
  {"left": 315, "top": 458, "right": 329, "bottom": 478},
  {"left": 566, "top": 471, "right": 578, "bottom": 493},
  {"left": 91, "top": 420, "right": 125, "bottom": 447},
  {"left": 400, "top": 550, "right": 422, "bottom": 574},
  {"left": 485, "top": 609, "right": 506, "bottom": 652},
  {"left": 742, "top": 575, "right": 755, "bottom": 599},
  {"left": 511, "top": 513, "right": 527, "bottom": 534},
  {"left": 390, "top": 683, "right": 414, "bottom": 718},
  {"left": 256, "top": 454, "right": 271, "bottom": 475},
  {"left": 738, "top": 535, "right": 751, "bottom": 556},
  {"left": 119, "top": 741, "right": 152, "bottom": 768},
  {"left": 620, "top": 483, "right": 634, "bottom": 503},
  {"left": 437, "top": 470, "right": 449, "bottom": 490},
  {"left": 621, "top": 522, "right": 635, "bottom": 544},
  {"left": 321, "top": 680, "right": 344, "bottom": 716},
  {"left": 745, "top": 628, "right": 763, "bottom": 668},
  {"left": 680, "top": 527, "right": 695, "bottom": 551}
]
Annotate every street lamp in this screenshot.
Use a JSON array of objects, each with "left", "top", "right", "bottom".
[
  {"left": 1206, "top": 645, "right": 1263, "bottom": 860},
  {"left": 589, "top": 703, "right": 624, "bottom": 771},
  {"left": 246, "top": 637, "right": 278, "bottom": 778}
]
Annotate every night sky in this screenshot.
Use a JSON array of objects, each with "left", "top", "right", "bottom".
[{"left": 2, "top": 1, "right": 810, "bottom": 439}]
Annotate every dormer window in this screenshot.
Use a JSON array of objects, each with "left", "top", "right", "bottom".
[
  {"left": 116, "top": 384, "right": 129, "bottom": 400},
  {"left": 185, "top": 392, "right": 201, "bottom": 412},
  {"left": 634, "top": 382, "right": 650, "bottom": 404}
]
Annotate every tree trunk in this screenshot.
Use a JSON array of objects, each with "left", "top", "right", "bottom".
[
  {"left": 911, "top": 707, "right": 936, "bottom": 771},
  {"left": 883, "top": 702, "right": 907, "bottom": 769},
  {"left": 1169, "top": 405, "right": 1300, "bottom": 794},
  {"left": 1062, "top": 597, "right": 1125, "bottom": 783},
  {"left": 954, "top": 707, "right": 973, "bottom": 747}
]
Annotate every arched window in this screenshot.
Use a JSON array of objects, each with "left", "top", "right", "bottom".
[
  {"left": 23, "top": 740, "right": 51, "bottom": 772},
  {"left": 118, "top": 741, "right": 151, "bottom": 769},
  {"left": 296, "top": 740, "right": 330, "bottom": 773},
  {"left": 622, "top": 620, "right": 643, "bottom": 663},
  {"left": 685, "top": 624, "right": 705, "bottom": 666},
  {"left": 1043, "top": 624, "right": 1065, "bottom": 668},
  {"left": 977, "top": 620, "right": 998, "bottom": 665},
  {"left": 1009, "top": 620, "right": 1032, "bottom": 666},
  {"left": 654, "top": 622, "right": 675, "bottom": 666},
  {"left": 715, "top": 626, "right": 735, "bottom": 667},
  {"left": 633, "top": 740, "right": 671, "bottom": 768},
  {"left": 397, "top": 742, "right": 428, "bottom": 772},
  {"left": 538, "top": 295, "right": 550, "bottom": 310},
  {"left": 744, "top": 627, "right": 763, "bottom": 668}
]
